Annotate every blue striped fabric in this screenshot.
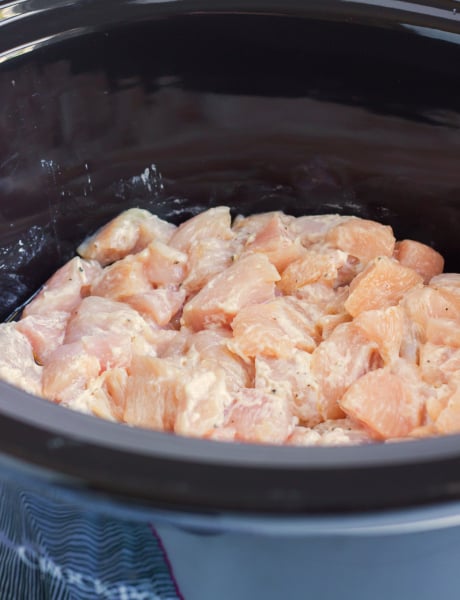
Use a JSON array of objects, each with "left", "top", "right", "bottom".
[{"left": 0, "top": 480, "right": 181, "bottom": 600}]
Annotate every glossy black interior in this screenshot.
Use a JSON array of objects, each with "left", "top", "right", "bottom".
[{"left": 0, "top": 0, "right": 460, "bottom": 514}]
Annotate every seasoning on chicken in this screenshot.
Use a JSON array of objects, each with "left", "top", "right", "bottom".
[{"left": 1, "top": 205, "right": 455, "bottom": 445}]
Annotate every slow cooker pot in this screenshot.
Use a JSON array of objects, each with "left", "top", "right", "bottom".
[{"left": 0, "top": 0, "right": 460, "bottom": 598}]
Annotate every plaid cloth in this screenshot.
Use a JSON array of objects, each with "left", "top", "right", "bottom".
[{"left": 0, "top": 480, "right": 182, "bottom": 600}]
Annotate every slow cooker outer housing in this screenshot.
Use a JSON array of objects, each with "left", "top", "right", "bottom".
[{"left": 0, "top": 0, "right": 460, "bottom": 521}]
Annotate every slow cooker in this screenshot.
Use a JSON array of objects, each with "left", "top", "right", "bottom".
[{"left": 0, "top": 0, "right": 460, "bottom": 598}]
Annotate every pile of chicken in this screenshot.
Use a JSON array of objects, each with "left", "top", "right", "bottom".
[{"left": 2, "top": 206, "right": 460, "bottom": 445}]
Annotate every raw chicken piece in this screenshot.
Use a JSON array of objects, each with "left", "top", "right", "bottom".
[
  {"left": 419, "top": 343, "right": 460, "bottom": 386},
  {"left": 345, "top": 256, "right": 423, "bottom": 317},
  {"left": 398, "top": 312, "right": 421, "bottom": 364},
  {"left": 255, "top": 350, "right": 321, "bottom": 425},
  {"left": 64, "top": 295, "right": 160, "bottom": 368},
  {"left": 140, "top": 240, "right": 188, "bottom": 287},
  {"left": 434, "top": 384, "right": 460, "bottom": 434},
  {"left": 286, "top": 426, "right": 323, "bottom": 446},
  {"left": 0, "top": 324, "right": 42, "bottom": 396},
  {"left": 23, "top": 257, "right": 101, "bottom": 316},
  {"left": 335, "top": 255, "right": 363, "bottom": 287},
  {"left": 204, "top": 427, "right": 237, "bottom": 442},
  {"left": 81, "top": 333, "right": 132, "bottom": 370},
  {"left": 430, "top": 273, "right": 460, "bottom": 291},
  {"left": 84, "top": 368, "right": 128, "bottom": 421},
  {"left": 182, "top": 253, "right": 280, "bottom": 331},
  {"left": 326, "top": 217, "right": 395, "bottom": 264},
  {"left": 394, "top": 239, "right": 444, "bottom": 284},
  {"left": 339, "top": 366, "right": 424, "bottom": 439},
  {"left": 314, "top": 419, "right": 372, "bottom": 444},
  {"left": 278, "top": 249, "right": 348, "bottom": 294},
  {"left": 287, "top": 420, "right": 371, "bottom": 446},
  {"left": 91, "top": 254, "right": 152, "bottom": 301},
  {"left": 16, "top": 311, "right": 69, "bottom": 365},
  {"left": 229, "top": 297, "right": 318, "bottom": 359},
  {"left": 295, "top": 282, "right": 349, "bottom": 312},
  {"left": 65, "top": 296, "right": 156, "bottom": 345},
  {"left": 311, "top": 322, "right": 381, "bottom": 419},
  {"left": 187, "top": 329, "right": 252, "bottom": 392},
  {"left": 425, "top": 318, "right": 460, "bottom": 347},
  {"left": 170, "top": 206, "right": 232, "bottom": 252},
  {"left": 289, "top": 214, "right": 348, "bottom": 246},
  {"left": 182, "top": 238, "right": 235, "bottom": 295},
  {"left": 173, "top": 329, "right": 253, "bottom": 437},
  {"left": 124, "top": 355, "right": 181, "bottom": 431},
  {"left": 354, "top": 306, "right": 404, "bottom": 364},
  {"left": 224, "top": 388, "right": 295, "bottom": 444},
  {"left": 174, "top": 366, "right": 233, "bottom": 437},
  {"left": 401, "top": 286, "right": 460, "bottom": 335},
  {"left": 125, "top": 288, "right": 185, "bottom": 327},
  {"left": 42, "top": 341, "right": 100, "bottom": 404},
  {"left": 425, "top": 385, "right": 451, "bottom": 423},
  {"left": 317, "top": 313, "right": 352, "bottom": 340},
  {"left": 77, "top": 208, "right": 176, "bottom": 266},
  {"left": 242, "top": 212, "right": 305, "bottom": 271},
  {"left": 233, "top": 211, "right": 293, "bottom": 241},
  {"left": 430, "top": 273, "right": 460, "bottom": 313}
]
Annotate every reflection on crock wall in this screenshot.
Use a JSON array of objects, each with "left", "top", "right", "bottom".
[{"left": 0, "top": 14, "right": 459, "bottom": 317}]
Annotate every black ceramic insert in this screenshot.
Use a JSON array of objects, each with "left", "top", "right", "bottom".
[{"left": 0, "top": 0, "right": 459, "bottom": 516}]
